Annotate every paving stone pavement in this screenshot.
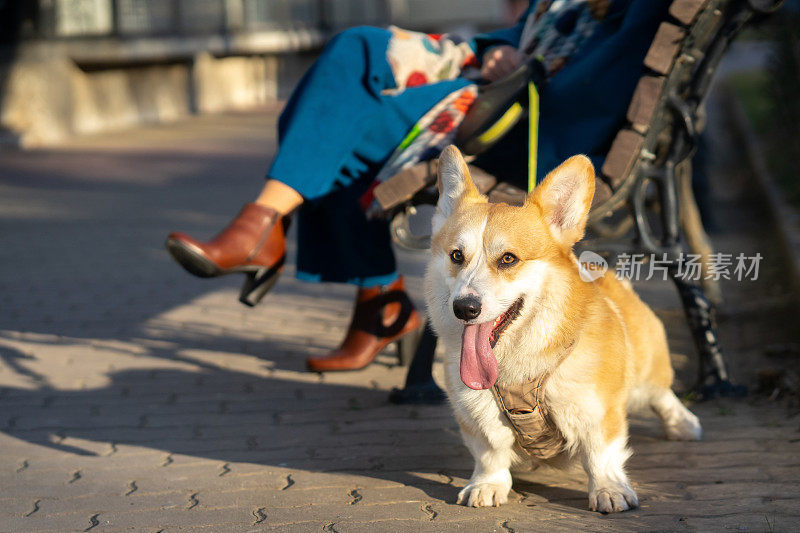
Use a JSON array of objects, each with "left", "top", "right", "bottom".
[{"left": 1, "top": 101, "right": 799, "bottom": 532}]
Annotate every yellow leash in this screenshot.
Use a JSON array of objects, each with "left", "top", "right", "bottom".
[
  {"left": 528, "top": 81, "right": 539, "bottom": 193},
  {"left": 468, "top": 79, "right": 540, "bottom": 192},
  {"left": 475, "top": 104, "right": 524, "bottom": 147}
]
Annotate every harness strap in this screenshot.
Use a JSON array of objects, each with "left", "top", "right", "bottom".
[{"left": 491, "top": 339, "right": 576, "bottom": 459}]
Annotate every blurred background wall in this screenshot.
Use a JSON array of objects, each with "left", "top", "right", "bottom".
[{"left": 0, "top": 0, "right": 513, "bottom": 147}]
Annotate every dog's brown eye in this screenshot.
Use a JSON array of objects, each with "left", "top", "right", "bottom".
[
  {"left": 499, "top": 253, "right": 518, "bottom": 267},
  {"left": 450, "top": 249, "right": 464, "bottom": 264}
]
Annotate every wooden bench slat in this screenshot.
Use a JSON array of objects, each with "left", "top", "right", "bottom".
[
  {"left": 486, "top": 177, "right": 611, "bottom": 210},
  {"left": 469, "top": 165, "right": 498, "bottom": 195},
  {"left": 488, "top": 182, "right": 526, "bottom": 206},
  {"left": 601, "top": 129, "right": 644, "bottom": 188},
  {"left": 627, "top": 76, "right": 666, "bottom": 132},
  {"left": 374, "top": 161, "right": 434, "bottom": 211},
  {"left": 669, "top": 0, "right": 708, "bottom": 25},
  {"left": 592, "top": 178, "right": 613, "bottom": 209},
  {"left": 644, "top": 22, "right": 686, "bottom": 74}
]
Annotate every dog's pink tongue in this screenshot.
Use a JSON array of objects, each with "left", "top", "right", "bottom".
[{"left": 460, "top": 322, "right": 499, "bottom": 390}]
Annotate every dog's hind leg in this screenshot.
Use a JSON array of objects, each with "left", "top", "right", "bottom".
[
  {"left": 456, "top": 423, "right": 516, "bottom": 508},
  {"left": 649, "top": 387, "right": 702, "bottom": 441}
]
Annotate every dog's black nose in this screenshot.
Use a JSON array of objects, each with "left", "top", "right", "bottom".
[{"left": 453, "top": 296, "right": 482, "bottom": 321}]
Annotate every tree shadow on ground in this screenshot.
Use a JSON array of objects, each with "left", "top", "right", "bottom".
[
  {"left": 0, "top": 331, "right": 471, "bottom": 503},
  {"left": 0, "top": 331, "right": 667, "bottom": 512}
]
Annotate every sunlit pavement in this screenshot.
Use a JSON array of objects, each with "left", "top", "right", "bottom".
[{"left": 1, "top": 102, "right": 799, "bottom": 532}]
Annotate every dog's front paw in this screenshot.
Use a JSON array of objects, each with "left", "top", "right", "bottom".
[
  {"left": 457, "top": 482, "right": 510, "bottom": 507},
  {"left": 588, "top": 485, "right": 638, "bottom": 514},
  {"left": 664, "top": 411, "right": 702, "bottom": 441}
]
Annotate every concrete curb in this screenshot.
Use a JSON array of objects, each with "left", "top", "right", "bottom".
[{"left": 730, "top": 95, "right": 800, "bottom": 298}]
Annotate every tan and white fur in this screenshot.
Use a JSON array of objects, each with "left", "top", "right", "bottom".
[{"left": 424, "top": 146, "right": 702, "bottom": 513}]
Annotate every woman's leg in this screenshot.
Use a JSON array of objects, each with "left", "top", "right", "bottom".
[
  {"left": 268, "top": 26, "right": 400, "bottom": 200},
  {"left": 169, "top": 24, "right": 470, "bottom": 287},
  {"left": 299, "top": 75, "right": 473, "bottom": 372},
  {"left": 247, "top": 26, "right": 398, "bottom": 214},
  {"left": 165, "top": 27, "right": 401, "bottom": 304},
  {"left": 254, "top": 179, "right": 303, "bottom": 215}
]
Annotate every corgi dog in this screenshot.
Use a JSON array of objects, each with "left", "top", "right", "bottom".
[{"left": 424, "top": 146, "right": 702, "bottom": 513}]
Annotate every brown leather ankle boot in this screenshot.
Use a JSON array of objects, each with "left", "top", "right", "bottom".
[
  {"left": 306, "top": 276, "right": 423, "bottom": 372},
  {"left": 165, "top": 203, "right": 287, "bottom": 306}
]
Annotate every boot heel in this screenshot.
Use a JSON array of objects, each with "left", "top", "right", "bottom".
[
  {"left": 238, "top": 263, "right": 282, "bottom": 307},
  {"left": 396, "top": 323, "right": 424, "bottom": 367}
]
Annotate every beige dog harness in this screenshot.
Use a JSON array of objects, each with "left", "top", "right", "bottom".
[{"left": 489, "top": 341, "right": 575, "bottom": 460}]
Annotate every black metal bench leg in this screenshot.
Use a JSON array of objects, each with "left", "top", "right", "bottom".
[
  {"left": 388, "top": 319, "right": 447, "bottom": 405},
  {"left": 670, "top": 268, "right": 747, "bottom": 398}
]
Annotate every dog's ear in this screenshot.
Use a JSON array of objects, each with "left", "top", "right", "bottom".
[
  {"left": 436, "top": 145, "right": 481, "bottom": 219},
  {"left": 529, "top": 155, "right": 595, "bottom": 247}
]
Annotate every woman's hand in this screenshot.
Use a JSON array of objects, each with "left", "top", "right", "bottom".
[{"left": 480, "top": 46, "right": 525, "bottom": 82}]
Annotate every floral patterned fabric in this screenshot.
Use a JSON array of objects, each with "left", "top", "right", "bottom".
[
  {"left": 362, "top": 84, "right": 478, "bottom": 217},
  {"left": 363, "top": 1, "right": 624, "bottom": 216},
  {"left": 385, "top": 26, "right": 480, "bottom": 92},
  {"left": 358, "top": 28, "right": 482, "bottom": 216}
]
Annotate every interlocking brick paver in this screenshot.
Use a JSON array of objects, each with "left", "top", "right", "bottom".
[{"left": 1, "top": 98, "right": 799, "bottom": 532}]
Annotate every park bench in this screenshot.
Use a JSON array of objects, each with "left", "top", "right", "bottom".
[{"left": 379, "top": 0, "right": 784, "bottom": 402}]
